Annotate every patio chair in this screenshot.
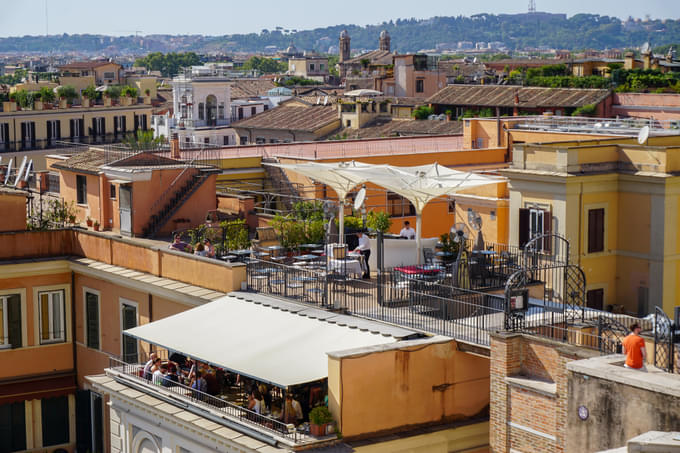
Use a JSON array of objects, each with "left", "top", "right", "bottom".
[{"left": 423, "top": 248, "right": 435, "bottom": 265}]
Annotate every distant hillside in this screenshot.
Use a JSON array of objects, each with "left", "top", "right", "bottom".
[{"left": 2, "top": 13, "right": 680, "bottom": 54}]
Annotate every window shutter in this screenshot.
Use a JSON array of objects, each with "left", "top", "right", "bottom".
[
  {"left": 2, "top": 123, "right": 8, "bottom": 150},
  {"left": 543, "top": 209, "right": 552, "bottom": 253},
  {"left": 7, "top": 295, "right": 22, "bottom": 349},
  {"left": 30, "top": 122, "right": 35, "bottom": 147},
  {"left": 588, "top": 208, "right": 605, "bottom": 253},
  {"left": 56, "top": 120, "right": 61, "bottom": 139},
  {"left": 121, "top": 115, "right": 126, "bottom": 132},
  {"left": 47, "top": 121, "right": 52, "bottom": 141},
  {"left": 86, "top": 293, "right": 99, "bottom": 349},
  {"left": 91, "top": 118, "right": 97, "bottom": 137},
  {"left": 41, "top": 396, "right": 69, "bottom": 446},
  {"left": 519, "top": 208, "right": 529, "bottom": 247},
  {"left": 70, "top": 119, "right": 75, "bottom": 138},
  {"left": 20, "top": 122, "right": 26, "bottom": 144},
  {"left": 75, "top": 390, "right": 92, "bottom": 453},
  {"left": 100, "top": 118, "right": 106, "bottom": 136},
  {"left": 79, "top": 119, "right": 84, "bottom": 136}
]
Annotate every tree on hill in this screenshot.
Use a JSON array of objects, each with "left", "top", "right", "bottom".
[{"left": 134, "top": 52, "right": 201, "bottom": 77}]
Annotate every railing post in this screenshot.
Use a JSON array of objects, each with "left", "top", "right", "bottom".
[{"left": 377, "top": 231, "right": 384, "bottom": 307}]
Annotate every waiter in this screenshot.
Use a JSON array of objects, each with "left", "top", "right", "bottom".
[
  {"left": 399, "top": 220, "right": 416, "bottom": 239},
  {"left": 353, "top": 231, "right": 371, "bottom": 279}
]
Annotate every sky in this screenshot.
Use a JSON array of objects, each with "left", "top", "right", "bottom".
[{"left": 1, "top": 0, "right": 679, "bottom": 38}]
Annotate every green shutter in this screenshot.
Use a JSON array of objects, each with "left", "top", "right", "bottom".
[
  {"left": 7, "top": 295, "right": 22, "bottom": 349},
  {"left": 41, "top": 396, "right": 69, "bottom": 447},
  {"left": 86, "top": 293, "right": 99, "bottom": 349},
  {"left": 0, "top": 402, "right": 27, "bottom": 452}
]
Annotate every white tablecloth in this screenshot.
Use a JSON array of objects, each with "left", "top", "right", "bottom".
[{"left": 328, "top": 259, "right": 363, "bottom": 276}]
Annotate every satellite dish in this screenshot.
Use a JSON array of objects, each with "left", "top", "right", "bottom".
[
  {"left": 638, "top": 126, "right": 650, "bottom": 145},
  {"left": 323, "top": 96, "right": 329, "bottom": 105},
  {"left": 354, "top": 187, "right": 366, "bottom": 211}
]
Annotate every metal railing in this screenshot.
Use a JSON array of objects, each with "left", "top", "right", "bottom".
[
  {"left": 508, "top": 115, "right": 679, "bottom": 134},
  {"left": 108, "top": 357, "right": 300, "bottom": 443},
  {"left": 246, "top": 258, "right": 506, "bottom": 345}
]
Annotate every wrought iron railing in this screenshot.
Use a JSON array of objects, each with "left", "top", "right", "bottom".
[{"left": 108, "top": 357, "right": 300, "bottom": 443}]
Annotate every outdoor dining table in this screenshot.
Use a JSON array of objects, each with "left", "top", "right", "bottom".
[
  {"left": 300, "top": 243, "right": 322, "bottom": 250},
  {"left": 295, "top": 254, "right": 318, "bottom": 262},
  {"left": 231, "top": 249, "right": 252, "bottom": 262},
  {"left": 266, "top": 245, "right": 286, "bottom": 256},
  {"left": 220, "top": 254, "right": 237, "bottom": 262}
]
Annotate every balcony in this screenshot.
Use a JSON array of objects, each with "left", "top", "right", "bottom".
[
  {"left": 106, "top": 357, "right": 337, "bottom": 450},
  {"left": 175, "top": 118, "right": 230, "bottom": 129}
]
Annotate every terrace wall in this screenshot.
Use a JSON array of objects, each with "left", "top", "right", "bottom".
[{"left": 328, "top": 337, "right": 490, "bottom": 440}]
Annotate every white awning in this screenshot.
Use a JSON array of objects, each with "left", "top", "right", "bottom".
[{"left": 124, "top": 295, "right": 395, "bottom": 388}]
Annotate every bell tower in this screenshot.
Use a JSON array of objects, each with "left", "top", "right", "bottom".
[
  {"left": 339, "top": 30, "right": 351, "bottom": 63},
  {"left": 379, "top": 30, "right": 391, "bottom": 52}
]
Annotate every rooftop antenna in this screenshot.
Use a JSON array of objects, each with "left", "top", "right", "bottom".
[{"left": 528, "top": 0, "right": 536, "bottom": 13}]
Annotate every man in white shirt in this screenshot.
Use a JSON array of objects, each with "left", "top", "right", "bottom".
[
  {"left": 354, "top": 231, "right": 371, "bottom": 279},
  {"left": 399, "top": 221, "right": 416, "bottom": 239}
]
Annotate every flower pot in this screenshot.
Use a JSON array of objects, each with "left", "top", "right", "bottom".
[
  {"left": 82, "top": 98, "right": 91, "bottom": 108},
  {"left": 59, "top": 98, "right": 67, "bottom": 109},
  {"left": 93, "top": 224, "right": 100, "bottom": 231},
  {"left": 310, "top": 423, "right": 329, "bottom": 437},
  {"left": 103, "top": 97, "right": 112, "bottom": 107},
  {"left": 86, "top": 220, "right": 93, "bottom": 227},
  {"left": 33, "top": 100, "right": 44, "bottom": 110},
  {"left": 2, "top": 101, "right": 17, "bottom": 112}
]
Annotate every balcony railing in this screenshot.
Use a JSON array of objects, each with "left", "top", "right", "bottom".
[{"left": 107, "top": 357, "right": 307, "bottom": 445}]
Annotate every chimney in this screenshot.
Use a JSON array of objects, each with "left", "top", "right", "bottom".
[{"left": 170, "top": 133, "right": 181, "bottom": 159}]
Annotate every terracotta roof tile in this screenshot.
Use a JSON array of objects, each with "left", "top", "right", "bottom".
[
  {"left": 231, "top": 79, "right": 276, "bottom": 99},
  {"left": 231, "top": 104, "right": 338, "bottom": 133},
  {"left": 426, "top": 85, "right": 611, "bottom": 108}
]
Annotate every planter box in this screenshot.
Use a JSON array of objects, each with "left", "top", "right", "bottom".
[
  {"left": 103, "top": 97, "right": 112, "bottom": 107},
  {"left": 143, "top": 95, "right": 151, "bottom": 105},
  {"left": 2, "top": 101, "right": 17, "bottom": 112},
  {"left": 59, "top": 99, "right": 67, "bottom": 109},
  {"left": 82, "top": 98, "right": 91, "bottom": 108},
  {"left": 120, "top": 96, "right": 132, "bottom": 106},
  {"left": 33, "top": 100, "right": 44, "bottom": 110}
]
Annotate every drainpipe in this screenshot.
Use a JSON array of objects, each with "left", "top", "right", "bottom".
[{"left": 496, "top": 107, "right": 501, "bottom": 147}]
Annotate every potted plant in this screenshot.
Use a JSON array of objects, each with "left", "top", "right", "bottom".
[
  {"left": 86, "top": 216, "right": 93, "bottom": 227},
  {"left": 309, "top": 406, "right": 334, "bottom": 437},
  {"left": 144, "top": 88, "right": 150, "bottom": 96},
  {"left": 33, "top": 91, "right": 43, "bottom": 110},
  {"left": 82, "top": 85, "right": 97, "bottom": 108},
  {"left": 68, "top": 214, "right": 77, "bottom": 225},
  {"left": 438, "top": 233, "right": 460, "bottom": 263},
  {"left": 93, "top": 220, "right": 100, "bottom": 231}
]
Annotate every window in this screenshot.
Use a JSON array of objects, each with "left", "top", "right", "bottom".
[
  {"left": 218, "top": 102, "right": 225, "bottom": 119},
  {"left": 47, "top": 120, "right": 61, "bottom": 143},
  {"left": 85, "top": 291, "right": 100, "bottom": 349},
  {"left": 379, "top": 103, "right": 388, "bottom": 113},
  {"left": 0, "top": 402, "right": 26, "bottom": 452},
  {"left": 91, "top": 117, "right": 105, "bottom": 137},
  {"left": 519, "top": 207, "right": 551, "bottom": 250},
  {"left": 346, "top": 120, "right": 352, "bottom": 127},
  {"left": 41, "top": 396, "right": 69, "bottom": 447},
  {"left": 310, "top": 63, "right": 315, "bottom": 71},
  {"left": 110, "top": 184, "right": 116, "bottom": 199},
  {"left": 198, "top": 102, "right": 205, "bottom": 120},
  {"left": 238, "top": 108, "right": 244, "bottom": 120},
  {"left": 387, "top": 192, "right": 415, "bottom": 217},
  {"left": 255, "top": 137, "right": 266, "bottom": 144},
  {"left": 0, "top": 294, "right": 22, "bottom": 349},
  {"left": 251, "top": 106, "right": 257, "bottom": 116},
  {"left": 448, "top": 199, "right": 456, "bottom": 214},
  {"left": 204, "top": 137, "right": 210, "bottom": 144},
  {"left": 415, "top": 79, "right": 424, "bottom": 93},
  {"left": 320, "top": 64, "right": 325, "bottom": 71},
  {"left": 114, "top": 115, "right": 126, "bottom": 137},
  {"left": 69, "top": 118, "right": 84, "bottom": 138},
  {"left": 587, "top": 208, "right": 605, "bottom": 253},
  {"left": 0, "top": 122, "right": 9, "bottom": 150},
  {"left": 103, "top": 71, "right": 115, "bottom": 79},
  {"left": 223, "top": 135, "right": 230, "bottom": 146},
  {"left": 586, "top": 288, "right": 604, "bottom": 310},
  {"left": 39, "top": 290, "right": 65, "bottom": 344},
  {"left": 240, "top": 136, "right": 248, "bottom": 145},
  {"left": 76, "top": 175, "right": 87, "bottom": 205},
  {"left": 121, "top": 301, "right": 138, "bottom": 363},
  {"left": 20, "top": 121, "right": 35, "bottom": 149}
]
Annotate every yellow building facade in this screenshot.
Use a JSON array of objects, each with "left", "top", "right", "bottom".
[{"left": 502, "top": 135, "right": 680, "bottom": 316}]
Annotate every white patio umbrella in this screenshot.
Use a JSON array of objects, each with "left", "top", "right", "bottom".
[
  {"left": 365, "top": 163, "right": 502, "bottom": 264},
  {"left": 265, "top": 161, "right": 381, "bottom": 243}
]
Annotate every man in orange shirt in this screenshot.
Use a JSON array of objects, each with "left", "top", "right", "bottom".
[{"left": 622, "top": 323, "right": 647, "bottom": 370}]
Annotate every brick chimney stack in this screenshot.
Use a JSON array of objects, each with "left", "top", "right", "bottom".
[{"left": 170, "top": 133, "right": 180, "bottom": 159}]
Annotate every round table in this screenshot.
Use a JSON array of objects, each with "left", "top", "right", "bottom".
[{"left": 231, "top": 249, "right": 252, "bottom": 262}]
